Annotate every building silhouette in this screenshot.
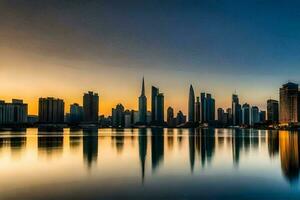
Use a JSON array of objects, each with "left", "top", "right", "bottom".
[
  {"left": 232, "top": 94, "right": 241, "bottom": 126},
  {"left": 251, "top": 106, "right": 259, "bottom": 126},
  {"left": 217, "top": 108, "right": 224, "bottom": 122},
  {"left": 0, "top": 99, "right": 28, "bottom": 125},
  {"left": 139, "top": 77, "right": 147, "bottom": 124},
  {"left": 70, "top": 103, "right": 83, "bottom": 124},
  {"left": 167, "top": 106, "right": 176, "bottom": 127},
  {"left": 280, "top": 82, "right": 300, "bottom": 124},
  {"left": 38, "top": 97, "right": 64, "bottom": 123},
  {"left": 176, "top": 110, "right": 186, "bottom": 125},
  {"left": 83, "top": 91, "right": 99, "bottom": 124},
  {"left": 259, "top": 110, "right": 266, "bottom": 123},
  {"left": 242, "top": 103, "right": 250, "bottom": 125},
  {"left": 188, "top": 85, "right": 195, "bottom": 122},
  {"left": 200, "top": 92, "right": 206, "bottom": 123},
  {"left": 267, "top": 99, "right": 279, "bottom": 123},
  {"left": 112, "top": 104, "right": 125, "bottom": 127},
  {"left": 195, "top": 97, "right": 201, "bottom": 122},
  {"left": 206, "top": 93, "right": 215, "bottom": 122},
  {"left": 151, "top": 86, "right": 159, "bottom": 122},
  {"left": 155, "top": 93, "right": 164, "bottom": 124}
]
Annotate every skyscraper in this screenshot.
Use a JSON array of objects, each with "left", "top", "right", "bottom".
[
  {"left": 70, "top": 103, "right": 83, "bottom": 124},
  {"left": 206, "top": 93, "right": 215, "bottom": 122},
  {"left": 112, "top": 104, "right": 125, "bottom": 127},
  {"left": 39, "top": 97, "right": 64, "bottom": 123},
  {"left": 151, "top": 86, "right": 159, "bottom": 122},
  {"left": 251, "top": 106, "right": 259, "bottom": 125},
  {"left": 83, "top": 91, "right": 99, "bottom": 124},
  {"left": 188, "top": 85, "right": 195, "bottom": 122},
  {"left": 267, "top": 99, "right": 279, "bottom": 123},
  {"left": 155, "top": 93, "right": 164, "bottom": 124},
  {"left": 167, "top": 106, "right": 175, "bottom": 127},
  {"left": 195, "top": 97, "right": 200, "bottom": 122},
  {"left": 0, "top": 99, "right": 28, "bottom": 125},
  {"left": 200, "top": 92, "right": 206, "bottom": 123},
  {"left": 242, "top": 103, "right": 250, "bottom": 125},
  {"left": 232, "top": 94, "right": 241, "bottom": 126},
  {"left": 279, "top": 82, "right": 300, "bottom": 124},
  {"left": 139, "top": 77, "right": 147, "bottom": 124},
  {"left": 217, "top": 108, "right": 224, "bottom": 122}
]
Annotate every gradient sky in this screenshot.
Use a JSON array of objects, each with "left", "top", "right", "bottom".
[{"left": 1, "top": 0, "right": 300, "bottom": 116}]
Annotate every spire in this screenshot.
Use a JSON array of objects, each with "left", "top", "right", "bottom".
[{"left": 141, "top": 77, "right": 145, "bottom": 96}]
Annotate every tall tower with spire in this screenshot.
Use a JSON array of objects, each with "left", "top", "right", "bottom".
[
  {"left": 139, "top": 77, "right": 147, "bottom": 124},
  {"left": 188, "top": 85, "right": 195, "bottom": 122}
]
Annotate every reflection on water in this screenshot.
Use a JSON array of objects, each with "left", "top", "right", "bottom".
[{"left": 1, "top": 128, "right": 300, "bottom": 199}]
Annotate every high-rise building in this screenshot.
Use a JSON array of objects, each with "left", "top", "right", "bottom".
[
  {"left": 195, "top": 97, "right": 200, "bottom": 122},
  {"left": 167, "top": 107, "right": 175, "bottom": 127},
  {"left": 200, "top": 92, "right": 206, "bottom": 123},
  {"left": 232, "top": 94, "right": 241, "bottom": 126},
  {"left": 138, "top": 77, "right": 147, "bottom": 124},
  {"left": 155, "top": 93, "right": 164, "bottom": 123},
  {"left": 280, "top": 82, "right": 300, "bottom": 124},
  {"left": 124, "top": 110, "right": 132, "bottom": 128},
  {"left": 39, "top": 97, "right": 64, "bottom": 123},
  {"left": 217, "top": 108, "right": 224, "bottom": 122},
  {"left": 242, "top": 103, "right": 250, "bottom": 125},
  {"left": 259, "top": 111, "right": 266, "bottom": 123},
  {"left": 251, "top": 106, "right": 259, "bottom": 125},
  {"left": 83, "top": 91, "right": 99, "bottom": 124},
  {"left": 226, "top": 108, "right": 232, "bottom": 125},
  {"left": 206, "top": 93, "right": 215, "bottom": 122},
  {"left": 70, "top": 103, "right": 83, "bottom": 124},
  {"left": 188, "top": 85, "right": 195, "bottom": 122},
  {"left": 176, "top": 111, "right": 186, "bottom": 125},
  {"left": 112, "top": 104, "right": 125, "bottom": 127},
  {"left": 151, "top": 86, "right": 159, "bottom": 122},
  {"left": 267, "top": 99, "right": 279, "bottom": 123},
  {"left": 0, "top": 99, "right": 28, "bottom": 125}
]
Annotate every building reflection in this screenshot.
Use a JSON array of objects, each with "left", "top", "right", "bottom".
[
  {"left": 279, "top": 131, "right": 300, "bottom": 183},
  {"left": 111, "top": 129, "right": 125, "bottom": 154},
  {"left": 83, "top": 130, "right": 98, "bottom": 169},
  {"left": 232, "top": 129, "right": 243, "bottom": 166},
  {"left": 38, "top": 131, "right": 63, "bottom": 157},
  {"left": 267, "top": 130, "right": 279, "bottom": 158},
  {"left": 200, "top": 128, "right": 215, "bottom": 167},
  {"left": 151, "top": 128, "right": 164, "bottom": 172},
  {"left": 138, "top": 128, "right": 147, "bottom": 183},
  {"left": 188, "top": 128, "right": 195, "bottom": 172}
]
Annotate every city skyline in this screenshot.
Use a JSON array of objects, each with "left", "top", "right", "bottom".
[{"left": 2, "top": 0, "right": 299, "bottom": 115}]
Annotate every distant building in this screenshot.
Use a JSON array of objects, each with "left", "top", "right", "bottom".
[
  {"left": 70, "top": 103, "right": 83, "bottom": 124},
  {"left": 188, "top": 85, "right": 195, "bottom": 122},
  {"left": 280, "top": 82, "right": 300, "bottom": 124},
  {"left": 155, "top": 93, "right": 164, "bottom": 123},
  {"left": 167, "top": 107, "right": 176, "bottom": 127},
  {"left": 232, "top": 94, "right": 241, "bottom": 126},
  {"left": 112, "top": 104, "right": 125, "bottom": 127},
  {"left": 176, "top": 111, "right": 186, "bottom": 125},
  {"left": 38, "top": 97, "right": 64, "bottom": 123},
  {"left": 267, "top": 99, "right": 279, "bottom": 123},
  {"left": 259, "top": 111, "right": 266, "bottom": 123},
  {"left": 206, "top": 93, "right": 215, "bottom": 122},
  {"left": 99, "top": 115, "right": 111, "bottom": 127},
  {"left": 242, "top": 103, "right": 250, "bottom": 125},
  {"left": 133, "top": 110, "right": 139, "bottom": 124},
  {"left": 138, "top": 77, "right": 147, "bottom": 124},
  {"left": 226, "top": 108, "right": 232, "bottom": 125},
  {"left": 151, "top": 86, "right": 159, "bottom": 122},
  {"left": 124, "top": 110, "right": 132, "bottom": 128},
  {"left": 27, "top": 115, "right": 38, "bottom": 124},
  {"left": 83, "top": 91, "right": 99, "bottom": 124},
  {"left": 200, "top": 92, "right": 206, "bottom": 123},
  {"left": 217, "top": 108, "right": 224, "bottom": 122},
  {"left": 251, "top": 106, "right": 259, "bottom": 125},
  {"left": 0, "top": 99, "right": 28, "bottom": 125},
  {"left": 146, "top": 111, "right": 151, "bottom": 124},
  {"left": 195, "top": 97, "right": 200, "bottom": 122}
]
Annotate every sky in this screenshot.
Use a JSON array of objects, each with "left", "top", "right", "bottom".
[{"left": 1, "top": 0, "right": 300, "bottom": 116}]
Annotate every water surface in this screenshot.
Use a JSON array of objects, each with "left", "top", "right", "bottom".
[{"left": 0, "top": 128, "right": 299, "bottom": 199}]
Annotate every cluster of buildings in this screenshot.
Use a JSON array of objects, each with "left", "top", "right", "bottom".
[{"left": 0, "top": 79, "right": 299, "bottom": 128}]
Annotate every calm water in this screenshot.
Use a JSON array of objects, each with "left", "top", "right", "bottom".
[{"left": 0, "top": 128, "right": 300, "bottom": 199}]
